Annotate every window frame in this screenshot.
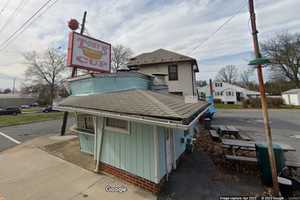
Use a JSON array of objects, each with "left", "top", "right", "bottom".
[
  {"left": 76, "top": 113, "right": 95, "bottom": 134},
  {"left": 104, "top": 117, "right": 130, "bottom": 135},
  {"left": 168, "top": 64, "right": 178, "bottom": 81}
]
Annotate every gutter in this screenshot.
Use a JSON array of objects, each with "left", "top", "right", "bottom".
[{"left": 54, "top": 105, "right": 209, "bottom": 130}]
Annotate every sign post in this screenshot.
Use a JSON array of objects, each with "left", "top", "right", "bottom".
[
  {"left": 60, "top": 11, "right": 112, "bottom": 136},
  {"left": 248, "top": 0, "right": 279, "bottom": 195}
]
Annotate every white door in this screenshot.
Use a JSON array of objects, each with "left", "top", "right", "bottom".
[{"left": 166, "top": 131, "right": 172, "bottom": 173}]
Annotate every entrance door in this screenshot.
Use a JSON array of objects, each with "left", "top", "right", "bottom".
[
  {"left": 166, "top": 131, "right": 173, "bottom": 173},
  {"left": 236, "top": 92, "right": 241, "bottom": 102}
]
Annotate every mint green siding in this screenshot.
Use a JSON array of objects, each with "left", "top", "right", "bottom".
[
  {"left": 70, "top": 74, "right": 151, "bottom": 96},
  {"left": 174, "top": 129, "right": 186, "bottom": 160},
  {"left": 78, "top": 132, "right": 94, "bottom": 155},
  {"left": 100, "top": 122, "right": 156, "bottom": 182},
  {"left": 158, "top": 127, "right": 167, "bottom": 179}
]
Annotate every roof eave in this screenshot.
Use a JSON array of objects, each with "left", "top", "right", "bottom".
[
  {"left": 128, "top": 59, "right": 197, "bottom": 68},
  {"left": 54, "top": 105, "right": 208, "bottom": 131}
]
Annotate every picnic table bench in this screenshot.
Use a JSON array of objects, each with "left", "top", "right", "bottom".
[
  {"left": 222, "top": 139, "right": 296, "bottom": 152},
  {"left": 285, "top": 160, "right": 300, "bottom": 168},
  {"left": 217, "top": 125, "right": 240, "bottom": 138},
  {"left": 225, "top": 154, "right": 258, "bottom": 163},
  {"left": 209, "top": 129, "right": 220, "bottom": 142}
]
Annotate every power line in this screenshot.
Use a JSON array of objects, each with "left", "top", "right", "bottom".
[
  {"left": 0, "top": 0, "right": 10, "bottom": 16},
  {"left": 0, "top": 0, "right": 59, "bottom": 51},
  {"left": 0, "top": 0, "right": 27, "bottom": 36},
  {"left": 190, "top": 1, "right": 248, "bottom": 55},
  {"left": 1, "top": 0, "right": 60, "bottom": 51}
]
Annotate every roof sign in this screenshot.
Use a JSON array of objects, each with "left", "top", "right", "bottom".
[{"left": 67, "top": 32, "right": 111, "bottom": 72}]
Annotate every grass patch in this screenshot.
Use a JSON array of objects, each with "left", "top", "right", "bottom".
[
  {"left": 0, "top": 112, "right": 65, "bottom": 127},
  {"left": 215, "top": 103, "right": 242, "bottom": 109},
  {"left": 279, "top": 105, "right": 300, "bottom": 109},
  {"left": 21, "top": 107, "right": 44, "bottom": 113}
]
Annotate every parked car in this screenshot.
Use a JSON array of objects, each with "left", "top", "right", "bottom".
[
  {"left": 20, "top": 105, "right": 31, "bottom": 109},
  {"left": 0, "top": 107, "right": 22, "bottom": 115},
  {"left": 42, "top": 106, "right": 59, "bottom": 113},
  {"left": 30, "top": 102, "right": 39, "bottom": 107}
]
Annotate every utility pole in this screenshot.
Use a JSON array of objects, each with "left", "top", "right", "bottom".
[
  {"left": 61, "top": 11, "right": 87, "bottom": 136},
  {"left": 12, "top": 78, "right": 16, "bottom": 94},
  {"left": 209, "top": 79, "right": 214, "bottom": 98},
  {"left": 248, "top": 0, "right": 279, "bottom": 195}
]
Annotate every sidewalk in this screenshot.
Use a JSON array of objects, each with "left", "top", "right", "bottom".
[{"left": 0, "top": 135, "right": 155, "bottom": 200}]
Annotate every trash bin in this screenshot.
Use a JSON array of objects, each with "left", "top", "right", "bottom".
[
  {"left": 255, "top": 143, "right": 285, "bottom": 186},
  {"left": 204, "top": 118, "right": 211, "bottom": 130}
]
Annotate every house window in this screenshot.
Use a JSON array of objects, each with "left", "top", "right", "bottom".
[
  {"left": 168, "top": 64, "right": 178, "bottom": 81},
  {"left": 226, "top": 91, "right": 234, "bottom": 96},
  {"left": 169, "top": 91, "right": 183, "bottom": 96},
  {"left": 105, "top": 118, "right": 130, "bottom": 134},
  {"left": 215, "top": 83, "right": 223, "bottom": 87},
  {"left": 77, "top": 114, "right": 95, "bottom": 133}
]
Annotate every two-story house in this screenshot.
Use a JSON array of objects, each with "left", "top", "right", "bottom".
[{"left": 127, "top": 49, "right": 198, "bottom": 96}]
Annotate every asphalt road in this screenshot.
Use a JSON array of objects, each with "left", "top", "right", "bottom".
[
  {"left": 213, "top": 109, "right": 300, "bottom": 163},
  {"left": 0, "top": 117, "right": 75, "bottom": 152}
]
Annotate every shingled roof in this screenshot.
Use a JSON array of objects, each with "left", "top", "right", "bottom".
[
  {"left": 57, "top": 89, "right": 208, "bottom": 125},
  {"left": 127, "top": 49, "right": 198, "bottom": 71}
]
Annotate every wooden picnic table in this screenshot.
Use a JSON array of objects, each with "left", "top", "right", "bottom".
[
  {"left": 218, "top": 125, "right": 240, "bottom": 138},
  {"left": 222, "top": 138, "right": 296, "bottom": 152}
]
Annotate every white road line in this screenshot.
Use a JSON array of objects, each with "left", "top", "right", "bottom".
[{"left": 0, "top": 131, "right": 21, "bottom": 144}]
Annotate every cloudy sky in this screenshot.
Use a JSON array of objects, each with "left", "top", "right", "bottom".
[{"left": 0, "top": 0, "right": 299, "bottom": 90}]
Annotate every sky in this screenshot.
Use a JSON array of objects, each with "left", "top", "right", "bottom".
[{"left": 0, "top": 0, "right": 300, "bottom": 90}]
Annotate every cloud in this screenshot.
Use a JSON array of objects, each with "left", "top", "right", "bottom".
[{"left": 0, "top": 0, "right": 299, "bottom": 89}]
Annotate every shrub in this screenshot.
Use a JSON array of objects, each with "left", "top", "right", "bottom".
[
  {"left": 242, "top": 99, "right": 250, "bottom": 108},
  {"left": 242, "top": 97, "right": 283, "bottom": 108},
  {"left": 213, "top": 98, "right": 222, "bottom": 104}
]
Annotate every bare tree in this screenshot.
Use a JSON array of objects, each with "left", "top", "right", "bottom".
[
  {"left": 111, "top": 44, "right": 133, "bottom": 71},
  {"left": 261, "top": 33, "right": 300, "bottom": 88},
  {"left": 240, "top": 68, "right": 254, "bottom": 87},
  {"left": 23, "top": 48, "right": 67, "bottom": 105},
  {"left": 215, "top": 65, "right": 238, "bottom": 84}
]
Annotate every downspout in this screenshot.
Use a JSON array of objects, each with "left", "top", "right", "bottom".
[
  {"left": 172, "top": 129, "right": 176, "bottom": 170},
  {"left": 94, "top": 117, "right": 105, "bottom": 172},
  {"left": 93, "top": 116, "right": 97, "bottom": 160},
  {"left": 153, "top": 126, "right": 159, "bottom": 184},
  {"left": 164, "top": 128, "right": 169, "bottom": 181}
]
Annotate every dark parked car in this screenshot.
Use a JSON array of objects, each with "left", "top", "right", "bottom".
[
  {"left": 0, "top": 107, "right": 22, "bottom": 115},
  {"left": 42, "top": 106, "right": 59, "bottom": 113}
]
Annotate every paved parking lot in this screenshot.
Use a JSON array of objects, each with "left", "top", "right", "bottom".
[
  {"left": 0, "top": 118, "right": 74, "bottom": 152},
  {"left": 213, "top": 109, "right": 300, "bottom": 163}
]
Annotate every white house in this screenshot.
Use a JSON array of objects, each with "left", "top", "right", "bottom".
[
  {"left": 127, "top": 49, "right": 198, "bottom": 96},
  {"left": 282, "top": 89, "right": 300, "bottom": 106},
  {"left": 197, "top": 82, "right": 259, "bottom": 104}
]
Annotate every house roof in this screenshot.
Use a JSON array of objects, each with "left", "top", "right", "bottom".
[
  {"left": 127, "top": 49, "right": 199, "bottom": 72},
  {"left": 197, "top": 82, "right": 260, "bottom": 95},
  {"left": 282, "top": 88, "right": 300, "bottom": 94},
  {"left": 56, "top": 89, "right": 208, "bottom": 125}
]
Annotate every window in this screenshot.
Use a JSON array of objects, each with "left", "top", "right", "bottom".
[
  {"left": 200, "top": 92, "right": 206, "bottom": 99},
  {"left": 105, "top": 118, "right": 130, "bottom": 134},
  {"left": 168, "top": 64, "right": 178, "bottom": 81},
  {"left": 215, "top": 83, "right": 223, "bottom": 87},
  {"left": 226, "top": 91, "right": 234, "bottom": 96},
  {"left": 77, "top": 114, "right": 95, "bottom": 133},
  {"left": 169, "top": 91, "right": 183, "bottom": 96}
]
